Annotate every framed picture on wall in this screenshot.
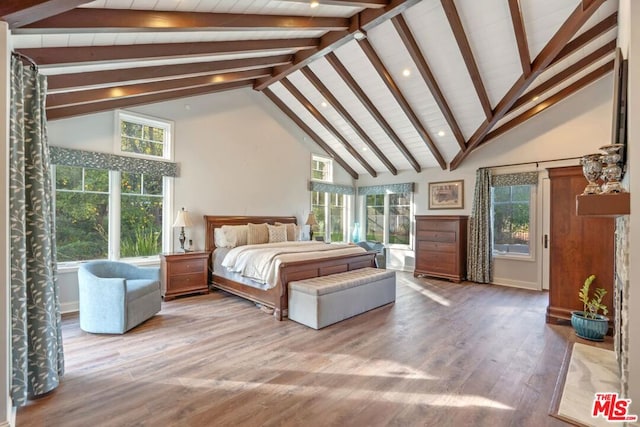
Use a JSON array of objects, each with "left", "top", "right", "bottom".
[{"left": 429, "top": 180, "right": 464, "bottom": 209}]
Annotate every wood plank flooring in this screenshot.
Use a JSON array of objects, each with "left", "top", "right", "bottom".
[{"left": 17, "top": 272, "right": 613, "bottom": 427}]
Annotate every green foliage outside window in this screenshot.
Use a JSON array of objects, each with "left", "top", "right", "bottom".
[
  {"left": 120, "top": 120, "right": 165, "bottom": 157},
  {"left": 492, "top": 185, "right": 531, "bottom": 255},
  {"left": 55, "top": 166, "right": 109, "bottom": 262},
  {"left": 120, "top": 172, "right": 163, "bottom": 257}
]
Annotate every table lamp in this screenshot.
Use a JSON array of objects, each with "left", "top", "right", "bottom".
[
  {"left": 173, "top": 207, "right": 193, "bottom": 252},
  {"left": 305, "top": 212, "right": 318, "bottom": 241}
]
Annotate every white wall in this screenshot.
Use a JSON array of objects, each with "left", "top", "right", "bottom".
[
  {"left": 1, "top": 22, "right": 13, "bottom": 427},
  {"left": 358, "top": 74, "right": 614, "bottom": 289},
  {"left": 48, "top": 87, "right": 353, "bottom": 311},
  {"left": 620, "top": 0, "right": 640, "bottom": 418}
]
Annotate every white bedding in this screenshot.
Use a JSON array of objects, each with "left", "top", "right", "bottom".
[{"left": 221, "top": 241, "right": 366, "bottom": 289}]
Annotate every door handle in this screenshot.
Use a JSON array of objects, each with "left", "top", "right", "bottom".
[{"left": 544, "top": 234, "right": 548, "bottom": 249}]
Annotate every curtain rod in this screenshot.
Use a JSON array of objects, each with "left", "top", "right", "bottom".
[
  {"left": 11, "top": 52, "right": 38, "bottom": 70},
  {"left": 486, "top": 155, "right": 582, "bottom": 170}
]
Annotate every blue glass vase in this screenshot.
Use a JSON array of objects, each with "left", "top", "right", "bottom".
[{"left": 352, "top": 222, "right": 360, "bottom": 243}]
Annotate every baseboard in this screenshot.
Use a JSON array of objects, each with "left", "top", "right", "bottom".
[
  {"left": 491, "top": 277, "right": 540, "bottom": 291},
  {"left": 60, "top": 301, "right": 78, "bottom": 314}
]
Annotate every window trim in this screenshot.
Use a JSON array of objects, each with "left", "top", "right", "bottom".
[
  {"left": 114, "top": 110, "right": 174, "bottom": 161},
  {"left": 491, "top": 184, "right": 536, "bottom": 261}
]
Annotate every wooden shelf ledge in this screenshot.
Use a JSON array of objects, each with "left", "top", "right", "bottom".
[{"left": 576, "top": 192, "right": 630, "bottom": 216}]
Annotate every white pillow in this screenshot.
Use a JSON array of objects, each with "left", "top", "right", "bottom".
[
  {"left": 214, "top": 228, "right": 231, "bottom": 248},
  {"left": 267, "top": 224, "right": 287, "bottom": 243}
]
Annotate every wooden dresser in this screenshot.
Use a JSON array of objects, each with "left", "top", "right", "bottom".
[
  {"left": 160, "top": 251, "right": 210, "bottom": 300},
  {"left": 414, "top": 215, "right": 468, "bottom": 282}
]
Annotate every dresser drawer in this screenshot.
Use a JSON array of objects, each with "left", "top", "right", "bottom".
[
  {"left": 417, "top": 241, "right": 456, "bottom": 253},
  {"left": 169, "top": 272, "right": 206, "bottom": 291},
  {"left": 417, "top": 219, "right": 458, "bottom": 232},
  {"left": 170, "top": 258, "right": 206, "bottom": 275},
  {"left": 416, "top": 251, "right": 457, "bottom": 272},
  {"left": 416, "top": 230, "right": 456, "bottom": 243}
]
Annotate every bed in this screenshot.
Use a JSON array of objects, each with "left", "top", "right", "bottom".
[{"left": 204, "top": 215, "right": 376, "bottom": 320}]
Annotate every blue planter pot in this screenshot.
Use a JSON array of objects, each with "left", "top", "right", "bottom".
[{"left": 571, "top": 311, "right": 609, "bottom": 342}]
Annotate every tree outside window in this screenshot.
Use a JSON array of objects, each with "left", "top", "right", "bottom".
[
  {"left": 389, "top": 192, "right": 410, "bottom": 244},
  {"left": 55, "top": 166, "right": 109, "bottom": 262},
  {"left": 120, "top": 172, "right": 163, "bottom": 257}
]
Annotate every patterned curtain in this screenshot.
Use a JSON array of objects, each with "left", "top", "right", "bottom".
[
  {"left": 9, "top": 55, "right": 64, "bottom": 406},
  {"left": 467, "top": 168, "right": 492, "bottom": 283}
]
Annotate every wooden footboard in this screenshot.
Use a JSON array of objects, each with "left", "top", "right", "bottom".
[{"left": 205, "top": 215, "right": 376, "bottom": 320}]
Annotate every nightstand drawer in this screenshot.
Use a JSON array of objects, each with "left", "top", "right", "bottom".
[
  {"left": 169, "top": 272, "right": 206, "bottom": 291},
  {"left": 170, "top": 258, "right": 206, "bottom": 275}
]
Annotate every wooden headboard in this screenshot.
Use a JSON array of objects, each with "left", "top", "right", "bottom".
[{"left": 204, "top": 215, "right": 298, "bottom": 252}]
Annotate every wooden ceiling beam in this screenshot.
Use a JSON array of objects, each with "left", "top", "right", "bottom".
[
  {"left": 441, "top": 0, "right": 493, "bottom": 120},
  {"left": 47, "top": 54, "right": 293, "bottom": 91},
  {"left": 281, "top": 78, "right": 378, "bottom": 177},
  {"left": 1, "top": 0, "right": 92, "bottom": 28},
  {"left": 325, "top": 52, "right": 421, "bottom": 173},
  {"left": 509, "top": 40, "right": 615, "bottom": 113},
  {"left": 483, "top": 61, "right": 613, "bottom": 144},
  {"left": 449, "top": 0, "right": 606, "bottom": 170},
  {"left": 254, "top": 0, "right": 421, "bottom": 91},
  {"left": 392, "top": 14, "right": 466, "bottom": 150},
  {"left": 17, "top": 38, "right": 317, "bottom": 66},
  {"left": 46, "top": 80, "right": 251, "bottom": 121},
  {"left": 550, "top": 12, "right": 617, "bottom": 66},
  {"left": 508, "top": 0, "right": 531, "bottom": 77},
  {"left": 263, "top": 88, "right": 359, "bottom": 180},
  {"left": 301, "top": 67, "right": 398, "bottom": 175},
  {"left": 47, "top": 68, "right": 272, "bottom": 108},
  {"left": 358, "top": 39, "right": 447, "bottom": 170},
  {"left": 19, "top": 9, "right": 350, "bottom": 32}
]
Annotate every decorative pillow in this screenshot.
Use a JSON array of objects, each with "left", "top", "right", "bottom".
[
  {"left": 275, "top": 222, "right": 298, "bottom": 241},
  {"left": 267, "top": 224, "right": 288, "bottom": 243},
  {"left": 214, "top": 228, "right": 230, "bottom": 248},
  {"left": 222, "top": 225, "right": 247, "bottom": 247},
  {"left": 247, "top": 223, "right": 269, "bottom": 245}
]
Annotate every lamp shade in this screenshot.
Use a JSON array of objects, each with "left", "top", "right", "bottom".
[
  {"left": 305, "top": 212, "right": 318, "bottom": 226},
  {"left": 173, "top": 208, "right": 193, "bottom": 228}
]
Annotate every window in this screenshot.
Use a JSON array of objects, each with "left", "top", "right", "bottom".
[
  {"left": 364, "top": 191, "right": 412, "bottom": 247},
  {"left": 120, "top": 172, "right": 164, "bottom": 257},
  {"left": 365, "top": 194, "right": 384, "bottom": 242},
  {"left": 311, "top": 155, "right": 332, "bottom": 182},
  {"left": 54, "top": 112, "right": 173, "bottom": 264},
  {"left": 311, "top": 191, "right": 349, "bottom": 242},
  {"left": 116, "top": 110, "right": 172, "bottom": 160},
  {"left": 55, "top": 166, "right": 110, "bottom": 262},
  {"left": 491, "top": 185, "right": 533, "bottom": 256}
]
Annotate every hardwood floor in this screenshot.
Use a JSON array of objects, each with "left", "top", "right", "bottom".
[{"left": 17, "top": 272, "right": 612, "bottom": 427}]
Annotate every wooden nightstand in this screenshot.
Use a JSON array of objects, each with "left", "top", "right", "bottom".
[{"left": 160, "top": 251, "right": 210, "bottom": 300}]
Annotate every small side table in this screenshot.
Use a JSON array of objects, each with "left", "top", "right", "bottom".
[{"left": 160, "top": 251, "right": 210, "bottom": 300}]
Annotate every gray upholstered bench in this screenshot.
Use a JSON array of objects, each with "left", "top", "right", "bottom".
[{"left": 288, "top": 267, "right": 396, "bottom": 329}]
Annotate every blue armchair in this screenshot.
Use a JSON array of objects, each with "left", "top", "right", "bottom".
[
  {"left": 356, "top": 241, "right": 386, "bottom": 269},
  {"left": 78, "top": 261, "right": 161, "bottom": 334}
]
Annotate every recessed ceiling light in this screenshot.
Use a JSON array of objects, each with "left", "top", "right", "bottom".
[
  {"left": 362, "top": 146, "right": 368, "bottom": 151},
  {"left": 532, "top": 95, "right": 540, "bottom": 101},
  {"left": 437, "top": 130, "right": 446, "bottom": 137},
  {"left": 402, "top": 68, "right": 411, "bottom": 77},
  {"left": 353, "top": 30, "right": 366, "bottom": 41},
  {"left": 320, "top": 101, "right": 328, "bottom": 108},
  {"left": 310, "top": 0, "right": 319, "bottom": 8}
]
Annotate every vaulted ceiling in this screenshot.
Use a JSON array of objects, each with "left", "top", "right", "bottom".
[{"left": 3, "top": 0, "right": 618, "bottom": 177}]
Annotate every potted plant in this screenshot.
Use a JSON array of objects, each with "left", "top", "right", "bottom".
[{"left": 571, "top": 274, "right": 609, "bottom": 341}]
